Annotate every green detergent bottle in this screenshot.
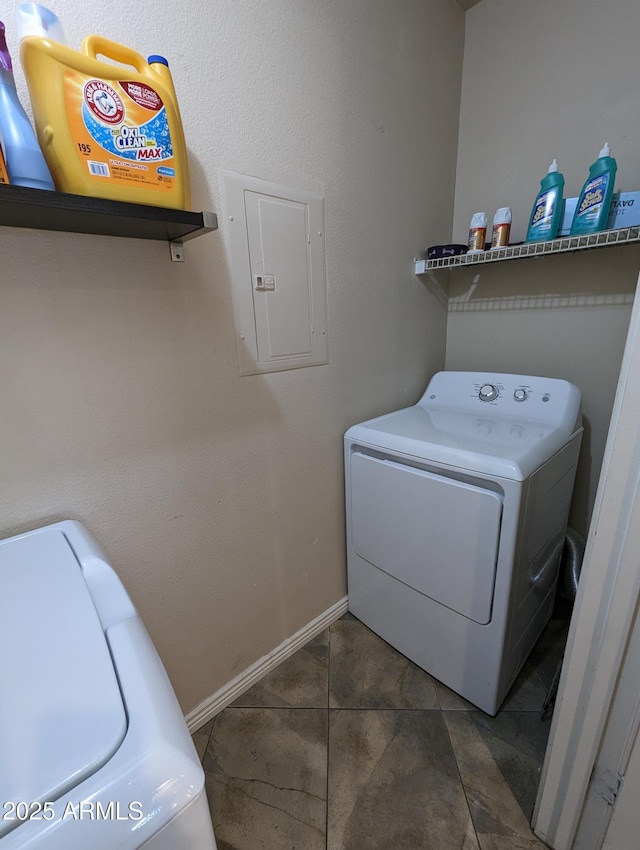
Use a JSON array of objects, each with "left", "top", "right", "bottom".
[
  {"left": 526, "top": 159, "right": 565, "bottom": 242},
  {"left": 570, "top": 143, "right": 617, "bottom": 236}
]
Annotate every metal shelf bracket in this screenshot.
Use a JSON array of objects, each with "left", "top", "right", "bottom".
[
  {"left": 169, "top": 240, "right": 185, "bottom": 262},
  {"left": 169, "top": 211, "right": 218, "bottom": 261}
]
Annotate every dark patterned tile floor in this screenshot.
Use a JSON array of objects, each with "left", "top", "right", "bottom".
[{"left": 194, "top": 614, "right": 568, "bottom": 850}]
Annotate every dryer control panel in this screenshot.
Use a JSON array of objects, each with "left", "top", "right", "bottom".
[
  {"left": 418, "top": 370, "right": 582, "bottom": 434},
  {"left": 479, "top": 383, "right": 529, "bottom": 403}
]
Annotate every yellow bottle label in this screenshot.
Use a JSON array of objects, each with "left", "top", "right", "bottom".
[
  {"left": 64, "top": 70, "right": 176, "bottom": 194},
  {"left": 0, "top": 145, "right": 9, "bottom": 184}
]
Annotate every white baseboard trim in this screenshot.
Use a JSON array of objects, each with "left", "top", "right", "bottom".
[{"left": 185, "top": 595, "right": 349, "bottom": 733}]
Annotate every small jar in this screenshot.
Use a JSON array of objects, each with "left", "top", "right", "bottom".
[
  {"left": 491, "top": 207, "right": 512, "bottom": 248},
  {"left": 468, "top": 212, "right": 488, "bottom": 253}
]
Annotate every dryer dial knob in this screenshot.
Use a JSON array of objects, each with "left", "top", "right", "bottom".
[
  {"left": 479, "top": 383, "right": 499, "bottom": 402},
  {"left": 514, "top": 388, "right": 528, "bottom": 402}
]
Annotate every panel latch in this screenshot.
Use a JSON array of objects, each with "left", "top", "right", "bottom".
[{"left": 254, "top": 274, "right": 276, "bottom": 291}]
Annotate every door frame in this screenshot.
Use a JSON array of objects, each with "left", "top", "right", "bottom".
[
  {"left": 573, "top": 596, "right": 640, "bottom": 848},
  {"left": 533, "top": 271, "right": 640, "bottom": 849}
]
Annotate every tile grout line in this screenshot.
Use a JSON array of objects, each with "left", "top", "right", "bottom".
[
  {"left": 440, "top": 710, "right": 483, "bottom": 850},
  {"left": 201, "top": 717, "right": 216, "bottom": 765},
  {"left": 325, "top": 620, "right": 333, "bottom": 850}
]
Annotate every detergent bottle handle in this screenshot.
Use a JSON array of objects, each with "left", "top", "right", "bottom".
[{"left": 81, "top": 35, "right": 150, "bottom": 74}]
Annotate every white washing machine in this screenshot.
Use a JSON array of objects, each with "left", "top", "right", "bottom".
[
  {"left": 345, "top": 371, "right": 583, "bottom": 715},
  {"left": 0, "top": 520, "right": 217, "bottom": 849}
]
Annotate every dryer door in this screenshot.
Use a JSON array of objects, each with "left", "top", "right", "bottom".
[{"left": 349, "top": 452, "right": 503, "bottom": 624}]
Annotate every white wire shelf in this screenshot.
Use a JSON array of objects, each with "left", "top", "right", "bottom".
[{"left": 414, "top": 226, "right": 640, "bottom": 273}]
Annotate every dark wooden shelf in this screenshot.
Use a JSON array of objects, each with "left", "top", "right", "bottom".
[{"left": 0, "top": 183, "right": 217, "bottom": 243}]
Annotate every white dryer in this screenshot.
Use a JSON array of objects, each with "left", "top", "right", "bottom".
[
  {"left": 0, "top": 520, "right": 217, "bottom": 849},
  {"left": 345, "top": 371, "right": 583, "bottom": 715}
]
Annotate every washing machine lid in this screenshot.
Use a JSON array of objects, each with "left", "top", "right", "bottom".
[
  {"left": 346, "top": 405, "right": 577, "bottom": 481},
  {"left": 0, "top": 529, "right": 127, "bottom": 835}
]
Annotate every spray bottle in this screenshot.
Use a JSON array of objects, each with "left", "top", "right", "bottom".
[
  {"left": 491, "top": 207, "right": 512, "bottom": 248},
  {"left": 526, "top": 159, "right": 565, "bottom": 243},
  {"left": 0, "top": 20, "right": 54, "bottom": 190},
  {"left": 570, "top": 143, "right": 617, "bottom": 236},
  {"left": 468, "top": 212, "right": 487, "bottom": 253}
]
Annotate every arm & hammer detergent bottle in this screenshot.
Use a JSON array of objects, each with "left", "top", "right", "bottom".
[{"left": 17, "top": 3, "right": 191, "bottom": 209}]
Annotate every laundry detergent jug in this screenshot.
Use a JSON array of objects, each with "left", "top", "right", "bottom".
[{"left": 18, "top": 3, "right": 191, "bottom": 209}]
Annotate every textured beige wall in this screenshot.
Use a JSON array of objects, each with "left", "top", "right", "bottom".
[
  {"left": 1, "top": 0, "right": 463, "bottom": 711},
  {"left": 445, "top": 250, "right": 640, "bottom": 535},
  {"left": 447, "top": 0, "right": 640, "bottom": 533},
  {"left": 453, "top": 0, "right": 640, "bottom": 243}
]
